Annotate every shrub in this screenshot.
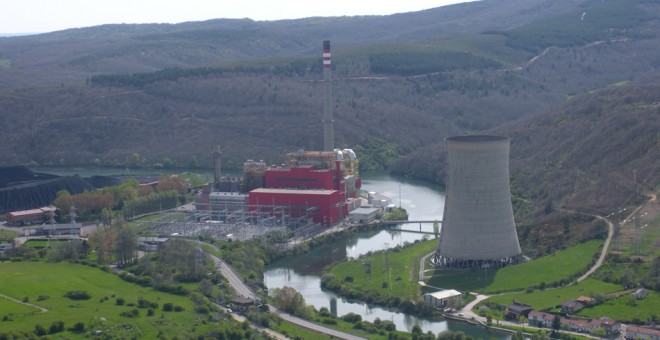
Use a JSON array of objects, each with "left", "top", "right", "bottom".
[
  {"left": 120, "top": 309, "right": 140, "bottom": 318},
  {"left": 163, "top": 303, "right": 174, "bottom": 312},
  {"left": 63, "top": 290, "right": 91, "bottom": 300},
  {"left": 34, "top": 324, "right": 47, "bottom": 336},
  {"left": 116, "top": 297, "right": 125, "bottom": 305},
  {"left": 322, "top": 318, "right": 338, "bottom": 325},
  {"left": 344, "top": 276, "right": 354, "bottom": 283},
  {"left": 70, "top": 322, "right": 85, "bottom": 333},
  {"left": 174, "top": 305, "right": 185, "bottom": 312},
  {"left": 341, "top": 312, "right": 362, "bottom": 323},
  {"left": 195, "top": 306, "right": 209, "bottom": 314},
  {"left": 137, "top": 297, "right": 158, "bottom": 309},
  {"left": 49, "top": 321, "right": 65, "bottom": 334}
]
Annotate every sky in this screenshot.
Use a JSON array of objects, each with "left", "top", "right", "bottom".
[{"left": 1, "top": 0, "right": 473, "bottom": 34}]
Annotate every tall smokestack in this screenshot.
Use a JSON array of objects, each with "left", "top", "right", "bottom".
[
  {"left": 322, "top": 40, "right": 334, "bottom": 151},
  {"left": 213, "top": 146, "right": 222, "bottom": 184}
]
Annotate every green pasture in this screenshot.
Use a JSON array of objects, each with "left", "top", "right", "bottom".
[
  {"left": 482, "top": 279, "right": 623, "bottom": 311},
  {"left": 0, "top": 261, "right": 231, "bottom": 338},
  {"left": 0, "top": 229, "right": 20, "bottom": 239},
  {"left": 21, "top": 239, "right": 67, "bottom": 249},
  {"left": 577, "top": 290, "right": 660, "bottom": 323},
  {"left": 426, "top": 240, "right": 602, "bottom": 293},
  {"left": 329, "top": 239, "right": 438, "bottom": 300}
]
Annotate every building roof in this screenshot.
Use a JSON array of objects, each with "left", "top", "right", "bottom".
[
  {"left": 507, "top": 301, "right": 533, "bottom": 312},
  {"left": 43, "top": 223, "right": 82, "bottom": 230},
  {"left": 561, "top": 318, "right": 589, "bottom": 328},
  {"left": 424, "top": 289, "right": 462, "bottom": 300},
  {"left": 577, "top": 296, "right": 594, "bottom": 303},
  {"left": 250, "top": 188, "right": 337, "bottom": 196},
  {"left": 8, "top": 206, "right": 56, "bottom": 217},
  {"left": 138, "top": 237, "right": 169, "bottom": 243},
  {"left": 627, "top": 326, "right": 660, "bottom": 337},
  {"left": 529, "top": 311, "right": 555, "bottom": 321},
  {"left": 561, "top": 300, "right": 584, "bottom": 309},
  {"left": 349, "top": 207, "right": 380, "bottom": 215}
]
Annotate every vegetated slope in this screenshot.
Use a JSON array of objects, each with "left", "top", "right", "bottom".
[
  {"left": 391, "top": 84, "right": 660, "bottom": 253},
  {"left": 0, "top": 0, "right": 658, "bottom": 174},
  {"left": 0, "top": 0, "right": 587, "bottom": 87},
  {"left": 1, "top": 0, "right": 659, "bottom": 171}
]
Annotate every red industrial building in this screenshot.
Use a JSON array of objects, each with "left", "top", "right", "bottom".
[
  {"left": 248, "top": 188, "right": 343, "bottom": 225},
  {"left": 265, "top": 166, "right": 334, "bottom": 190},
  {"left": 6, "top": 206, "right": 56, "bottom": 226}
]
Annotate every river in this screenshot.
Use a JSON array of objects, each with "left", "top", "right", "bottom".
[{"left": 265, "top": 172, "right": 510, "bottom": 338}]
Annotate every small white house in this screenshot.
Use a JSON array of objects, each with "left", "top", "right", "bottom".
[{"left": 423, "top": 289, "right": 462, "bottom": 309}]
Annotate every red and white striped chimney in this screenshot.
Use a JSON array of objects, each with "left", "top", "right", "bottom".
[{"left": 322, "top": 40, "right": 334, "bottom": 151}]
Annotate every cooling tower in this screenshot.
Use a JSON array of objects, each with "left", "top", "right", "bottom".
[{"left": 437, "top": 135, "right": 522, "bottom": 268}]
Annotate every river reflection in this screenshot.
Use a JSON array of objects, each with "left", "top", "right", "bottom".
[{"left": 264, "top": 173, "right": 510, "bottom": 338}]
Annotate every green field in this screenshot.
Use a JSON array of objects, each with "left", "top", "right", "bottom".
[
  {"left": 577, "top": 290, "right": 660, "bottom": 323},
  {"left": 426, "top": 240, "right": 603, "bottom": 293},
  {"left": 482, "top": 279, "right": 623, "bottom": 311},
  {"left": 330, "top": 239, "right": 438, "bottom": 300},
  {"left": 0, "top": 229, "right": 20, "bottom": 239},
  {"left": 0, "top": 261, "right": 234, "bottom": 338}
]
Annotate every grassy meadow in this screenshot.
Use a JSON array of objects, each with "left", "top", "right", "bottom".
[
  {"left": 577, "top": 290, "right": 660, "bottom": 323},
  {"left": 482, "top": 279, "right": 623, "bottom": 311},
  {"left": 329, "top": 238, "right": 438, "bottom": 301},
  {"left": 426, "top": 240, "right": 603, "bottom": 293},
  {"left": 0, "top": 261, "right": 232, "bottom": 338}
]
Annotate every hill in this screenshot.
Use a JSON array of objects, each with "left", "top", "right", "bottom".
[
  {"left": 0, "top": 0, "right": 658, "bottom": 170},
  {"left": 390, "top": 83, "right": 660, "bottom": 253},
  {"left": 0, "top": 0, "right": 587, "bottom": 88}
]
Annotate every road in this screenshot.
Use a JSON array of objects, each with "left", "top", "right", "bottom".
[
  {"left": 206, "top": 249, "right": 366, "bottom": 340},
  {"left": 576, "top": 214, "right": 614, "bottom": 283}
]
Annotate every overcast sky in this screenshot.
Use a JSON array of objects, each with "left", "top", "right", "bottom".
[{"left": 2, "top": 0, "right": 474, "bottom": 34}]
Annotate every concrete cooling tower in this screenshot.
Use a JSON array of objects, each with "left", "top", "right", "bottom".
[{"left": 437, "top": 135, "right": 522, "bottom": 269}]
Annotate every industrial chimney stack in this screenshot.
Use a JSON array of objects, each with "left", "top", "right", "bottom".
[
  {"left": 322, "top": 40, "right": 334, "bottom": 151},
  {"left": 436, "top": 135, "right": 522, "bottom": 269},
  {"left": 213, "top": 146, "right": 222, "bottom": 185}
]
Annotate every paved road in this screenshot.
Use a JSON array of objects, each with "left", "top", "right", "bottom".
[
  {"left": 206, "top": 249, "right": 366, "bottom": 340},
  {"left": 576, "top": 214, "right": 614, "bottom": 283},
  {"left": 270, "top": 305, "right": 366, "bottom": 340}
]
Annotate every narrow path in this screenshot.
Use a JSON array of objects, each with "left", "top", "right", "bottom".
[
  {"left": 576, "top": 214, "right": 614, "bottom": 283},
  {"left": 0, "top": 293, "right": 48, "bottom": 313}
]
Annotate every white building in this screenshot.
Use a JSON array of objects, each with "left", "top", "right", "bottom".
[
  {"left": 423, "top": 289, "right": 462, "bottom": 309},
  {"left": 348, "top": 207, "right": 380, "bottom": 223}
]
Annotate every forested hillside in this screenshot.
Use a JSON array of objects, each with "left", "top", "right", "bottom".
[
  {"left": 390, "top": 84, "right": 660, "bottom": 254},
  {"left": 0, "top": 0, "right": 586, "bottom": 87}
]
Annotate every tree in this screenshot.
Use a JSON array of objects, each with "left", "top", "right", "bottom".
[
  {"left": 101, "top": 208, "right": 113, "bottom": 227},
  {"left": 198, "top": 279, "right": 213, "bottom": 297},
  {"left": 114, "top": 223, "right": 137, "bottom": 266},
  {"left": 552, "top": 315, "right": 561, "bottom": 333},
  {"left": 271, "top": 286, "right": 308, "bottom": 317},
  {"left": 89, "top": 225, "right": 116, "bottom": 264}
]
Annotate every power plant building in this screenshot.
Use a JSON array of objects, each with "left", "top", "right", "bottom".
[{"left": 436, "top": 135, "right": 522, "bottom": 268}]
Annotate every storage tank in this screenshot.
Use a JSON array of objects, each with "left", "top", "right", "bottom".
[{"left": 437, "top": 135, "right": 522, "bottom": 268}]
